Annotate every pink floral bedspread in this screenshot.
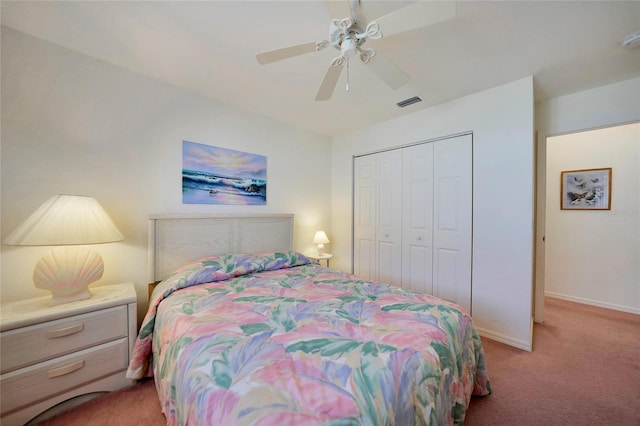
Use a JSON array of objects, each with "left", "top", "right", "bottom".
[{"left": 127, "top": 251, "right": 490, "bottom": 425}]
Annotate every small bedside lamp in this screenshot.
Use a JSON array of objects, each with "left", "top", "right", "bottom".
[
  {"left": 3, "top": 195, "right": 124, "bottom": 306},
  {"left": 313, "top": 230, "right": 330, "bottom": 256}
]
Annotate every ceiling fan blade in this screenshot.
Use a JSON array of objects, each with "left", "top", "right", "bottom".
[
  {"left": 256, "top": 42, "right": 319, "bottom": 65},
  {"left": 373, "top": 1, "right": 456, "bottom": 38},
  {"left": 366, "top": 52, "right": 410, "bottom": 90},
  {"left": 315, "top": 64, "right": 344, "bottom": 101}
]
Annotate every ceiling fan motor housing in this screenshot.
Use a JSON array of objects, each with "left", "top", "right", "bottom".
[{"left": 330, "top": 20, "right": 366, "bottom": 58}]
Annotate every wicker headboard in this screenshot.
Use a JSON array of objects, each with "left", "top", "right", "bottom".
[{"left": 148, "top": 214, "right": 294, "bottom": 283}]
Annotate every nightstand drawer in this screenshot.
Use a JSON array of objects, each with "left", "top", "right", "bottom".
[
  {"left": 0, "top": 338, "right": 129, "bottom": 415},
  {"left": 0, "top": 306, "right": 128, "bottom": 373}
]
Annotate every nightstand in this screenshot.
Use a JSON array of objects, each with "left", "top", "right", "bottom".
[
  {"left": 0, "top": 283, "right": 137, "bottom": 426},
  {"left": 308, "top": 253, "right": 333, "bottom": 267}
]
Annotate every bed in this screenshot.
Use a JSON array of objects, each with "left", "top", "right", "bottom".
[{"left": 127, "top": 215, "right": 491, "bottom": 425}]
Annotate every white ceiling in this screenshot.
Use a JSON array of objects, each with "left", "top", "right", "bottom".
[{"left": 2, "top": 1, "right": 639, "bottom": 137}]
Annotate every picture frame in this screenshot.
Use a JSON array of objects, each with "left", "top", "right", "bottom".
[
  {"left": 560, "top": 168, "right": 612, "bottom": 210},
  {"left": 182, "top": 140, "right": 267, "bottom": 205}
]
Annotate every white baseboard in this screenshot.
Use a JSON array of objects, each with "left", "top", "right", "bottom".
[
  {"left": 545, "top": 292, "right": 640, "bottom": 315},
  {"left": 476, "top": 327, "right": 532, "bottom": 352}
]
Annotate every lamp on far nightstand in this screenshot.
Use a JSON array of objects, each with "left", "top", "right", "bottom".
[
  {"left": 3, "top": 195, "right": 124, "bottom": 306},
  {"left": 313, "top": 230, "right": 330, "bottom": 255}
]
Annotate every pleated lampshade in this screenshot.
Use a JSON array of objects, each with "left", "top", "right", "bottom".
[{"left": 4, "top": 195, "right": 123, "bottom": 245}]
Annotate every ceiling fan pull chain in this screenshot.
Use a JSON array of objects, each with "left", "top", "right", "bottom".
[{"left": 346, "top": 57, "right": 350, "bottom": 92}]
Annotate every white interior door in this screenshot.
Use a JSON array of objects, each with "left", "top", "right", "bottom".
[
  {"left": 433, "top": 134, "right": 473, "bottom": 311},
  {"left": 376, "top": 149, "right": 402, "bottom": 287},
  {"left": 401, "top": 143, "right": 434, "bottom": 293},
  {"left": 353, "top": 155, "right": 376, "bottom": 280}
]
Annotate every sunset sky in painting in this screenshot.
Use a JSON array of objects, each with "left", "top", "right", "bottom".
[{"left": 183, "top": 140, "right": 266, "bottom": 179}]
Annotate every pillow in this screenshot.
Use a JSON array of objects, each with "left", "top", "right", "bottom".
[{"left": 157, "top": 250, "right": 311, "bottom": 297}]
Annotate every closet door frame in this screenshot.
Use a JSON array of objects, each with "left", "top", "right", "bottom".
[{"left": 352, "top": 132, "right": 473, "bottom": 311}]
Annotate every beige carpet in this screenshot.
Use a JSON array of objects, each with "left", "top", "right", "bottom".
[
  {"left": 465, "top": 297, "right": 640, "bottom": 425},
  {"left": 37, "top": 297, "right": 640, "bottom": 425}
]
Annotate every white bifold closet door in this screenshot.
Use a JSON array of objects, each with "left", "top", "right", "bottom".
[
  {"left": 401, "top": 142, "right": 434, "bottom": 294},
  {"left": 353, "top": 149, "right": 402, "bottom": 286},
  {"left": 353, "top": 154, "right": 376, "bottom": 281},
  {"left": 432, "top": 135, "right": 472, "bottom": 311},
  {"left": 354, "top": 134, "right": 472, "bottom": 311}
]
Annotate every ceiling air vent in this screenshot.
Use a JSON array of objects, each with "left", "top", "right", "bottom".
[{"left": 396, "top": 96, "right": 422, "bottom": 108}]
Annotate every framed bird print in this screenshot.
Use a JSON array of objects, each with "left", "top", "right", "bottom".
[{"left": 560, "top": 168, "right": 612, "bottom": 210}]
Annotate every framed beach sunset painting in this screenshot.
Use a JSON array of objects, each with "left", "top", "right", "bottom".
[{"left": 182, "top": 141, "right": 267, "bottom": 205}]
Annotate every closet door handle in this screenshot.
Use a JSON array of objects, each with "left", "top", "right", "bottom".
[
  {"left": 417, "top": 236, "right": 422, "bottom": 241},
  {"left": 48, "top": 360, "right": 85, "bottom": 378},
  {"left": 48, "top": 323, "right": 84, "bottom": 339}
]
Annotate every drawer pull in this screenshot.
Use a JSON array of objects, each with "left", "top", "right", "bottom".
[
  {"left": 48, "top": 323, "right": 84, "bottom": 339},
  {"left": 47, "top": 360, "right": 85, "bottom": 378}
]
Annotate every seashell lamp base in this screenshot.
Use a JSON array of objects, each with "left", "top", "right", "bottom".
[
  {"left": 33, "top": 246, "right": 105, "bottom": 306},
  {"left": 49, "top": 289, "right": 92, "bottom": 306}
]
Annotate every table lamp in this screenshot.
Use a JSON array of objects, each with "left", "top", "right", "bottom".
[
  {"left": 3, "top": 195, "right": 124, "bottom": 306},
  {"left": 313, "top": 230, "right": 330, "bottom": 255}
]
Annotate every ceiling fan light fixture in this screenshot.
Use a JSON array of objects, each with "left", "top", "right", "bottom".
[{"left": 341, "top": 37, "right": 358, "bottom": 57}]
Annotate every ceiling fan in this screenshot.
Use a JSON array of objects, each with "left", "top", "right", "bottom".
[{"left": 256, "top": 0, "right": 456, "bottom": 101}]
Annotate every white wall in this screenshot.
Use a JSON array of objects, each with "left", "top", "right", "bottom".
[
  {"left": 0, "top": 28, "right": 332, "bottom": 320},
  {"left": 536, "top": 77, "right": 640, "bottom": 136},
  {"left": 331, "top": 77, "right": 535, "bottom": 350},
  {"left": 545, "top": 123, "right": 639, "bottom": 313}
]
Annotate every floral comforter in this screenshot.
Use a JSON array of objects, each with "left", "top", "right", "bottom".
[{"left": 127, "top": 251, "right": 490, "bottom": 425}]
